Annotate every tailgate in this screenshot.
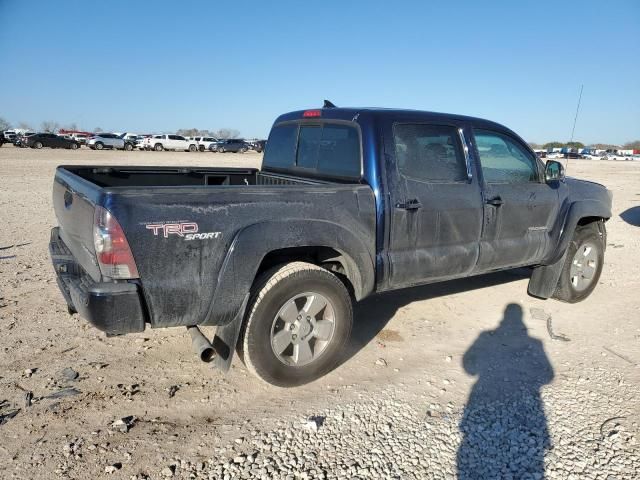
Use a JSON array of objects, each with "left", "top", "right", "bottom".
[{"left": 52, "top": 167, "right": 103, "bottom": 281}]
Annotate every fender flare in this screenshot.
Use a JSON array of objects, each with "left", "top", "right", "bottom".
[
  {"left": 201, "top": 219, "right": 375, "bottom": 328},
  {"left": 547, "top": 199, "right": 611, "bottom": 265},
  {"left": 528, "top": 199, "right": 610, "bottom": 299}
]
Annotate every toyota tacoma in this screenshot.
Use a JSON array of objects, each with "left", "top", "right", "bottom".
[{"left": 49, "top": 103, "right": 612, "bottom": 387}]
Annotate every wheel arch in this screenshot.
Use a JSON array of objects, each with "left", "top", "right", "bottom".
[
  {"left": 529, "top": 201, "right": 610, "bottom": 299},
  {"left": 201, "top": 219, "right": 375, "bottom": 328}
]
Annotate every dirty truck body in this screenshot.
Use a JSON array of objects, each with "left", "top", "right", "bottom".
[{"left": 50, "top": 107, "right": 612, "bottom": 386}]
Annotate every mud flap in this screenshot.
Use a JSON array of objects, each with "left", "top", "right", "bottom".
[
  {"left": 527, "top": 249, "right": 568, "bottom": 299},
  {"left": 212, "top": 294, "right": 249, "bottom": 373}
]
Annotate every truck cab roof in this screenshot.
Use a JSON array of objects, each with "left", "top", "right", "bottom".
[{"left": 274, "top": 106, "right": 511, "bottom": 133}]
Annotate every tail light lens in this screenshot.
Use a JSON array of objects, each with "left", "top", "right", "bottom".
[{"left": 93, "top": 206, "right": 139, "bottom": 279}]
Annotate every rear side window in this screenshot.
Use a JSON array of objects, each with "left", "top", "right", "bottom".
[
  {"left": 393, "top": 124, "right": 468, "bottom": 182},
  {"left": 264, "top": 122, "right": 360, "bottom": 178}
]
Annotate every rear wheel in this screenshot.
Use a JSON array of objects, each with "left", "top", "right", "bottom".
[
  {"left": 553, "top": 222, "right": 605, "bottom": 303},
  {"left": 154, "top": 143, "right": 163, "bottom": 151},
  {"left": 240, "top": 147, "right": 248, "bottom": 153},
  {"left": 70, "top": 142, "right": 79, "bottom": 150},
  {"left": 124, "top": 143, "right": 133, "bottom": 151},
  {"left": 189, "top": 144, "right": 197, "bottom": 152},
  {"left": 239, "top": 262, "right": 353, "bottom": 387},
  {"left": 95, "top": 142, "right": 104, "bottom": 150},
  {"left": 199, "top": 145, "right": 205, "bottom": 152},
  {"left": 34, "top": 141, "right": 43, "bottom": 149}
]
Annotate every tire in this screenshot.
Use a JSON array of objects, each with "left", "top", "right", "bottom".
[
  {"left": 70, "top": 143, "right": 79, "bottom": 150},
  {"left": 95, "top": 142, "right": 104, "bottom": 150},
  {"left": 154, "top": 143, "right": 163, "bottom": 152},
  {"left": 199, "top": 145, "right": 205, "bottom": 152},
  {"left": 239, "top": 262, "right": 353, "bottom": 387},
  {"left": 34, "top": 141, "right": 43, "bottom": 149},
  {"left": 189, "top": 144, "right": 197, "bottom": 152},
  {"left": 553, "top": 222, "right": 605, "bottom": 303},
  {"left": 240, "top": 147, "right": 248, "bottom": 153},
  {"left": 124, "top": 143, "right": 133, "bottom": 151},
  {"left": 219, "top": 147, "right": 226, "bottom": 153}
]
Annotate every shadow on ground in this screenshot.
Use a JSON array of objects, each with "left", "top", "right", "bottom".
[
  {"left": 620, "top": 206, "right": 640, "bottom": 226},
  {"left": 457, "top": 303, "right": 554, "bottom": 479}
]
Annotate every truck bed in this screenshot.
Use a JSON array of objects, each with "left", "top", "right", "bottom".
[{"left": 64, "top": 166, "right": 328, "bottom": 188}]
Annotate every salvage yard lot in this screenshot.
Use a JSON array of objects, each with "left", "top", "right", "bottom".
[{"left": 1, "top": 147, "right": 639, "bottom": 479}]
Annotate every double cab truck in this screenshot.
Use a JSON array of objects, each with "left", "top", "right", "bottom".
[
  {"left": 143, "top": 134, "right": 198, "bottom": 152},
  {"left": 50, "top": 104, "right": 612, "bottom": 387}
]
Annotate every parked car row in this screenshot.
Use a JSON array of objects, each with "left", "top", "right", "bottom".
[{"left": 1, "top": 129, "right": 265, "bottom": 153}]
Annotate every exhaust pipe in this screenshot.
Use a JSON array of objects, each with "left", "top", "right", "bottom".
[{"left": 187, "top": 326, "right": 216, "bottom": 362}]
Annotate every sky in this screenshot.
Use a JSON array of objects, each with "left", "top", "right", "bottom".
[{"left": 0, "top": 0, "right": 638, "bottom": 144}]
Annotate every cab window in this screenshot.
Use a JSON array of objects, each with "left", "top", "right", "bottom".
[
  {"left": 474, "top": 130, "right": 539, "bottom": 183},
  {"left": 393, "top": 124, "right": 468, "bottom": 182}
]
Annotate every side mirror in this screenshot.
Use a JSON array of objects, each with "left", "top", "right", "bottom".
[{"left": 545, "top": 160, "right": 565, "bottom": 183}]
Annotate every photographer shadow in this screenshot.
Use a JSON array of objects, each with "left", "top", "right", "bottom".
[{"left": 457, "top": 303, "right": 554, "bottom": 479}]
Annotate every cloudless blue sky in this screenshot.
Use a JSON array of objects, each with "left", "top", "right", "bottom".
[{"left": 1, "top": 0, "right": 638, "bottom": 143}]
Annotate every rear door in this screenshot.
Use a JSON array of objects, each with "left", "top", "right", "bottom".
[
  {"left": 168, "top": 134, "right": 182, "bottom": 150},
  {"left": 385, "top": 121, "right": 484, "bottom": 287},
  {"left": 471, "top": 128, "right": 559, "bottom": 271}
]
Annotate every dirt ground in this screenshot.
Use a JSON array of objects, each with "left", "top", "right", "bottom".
[{"left": 1, "top": 146, "right": 639, "bottom": 479}]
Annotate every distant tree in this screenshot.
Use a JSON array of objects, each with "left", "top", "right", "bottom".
[
  {"left": 64, "top": 122, "right": 78, "bottom": 131},
  {"left": 565, "top": 141, "right": 584, "bottom": 149},
  {"left": 41, "top": 120, "right": 60, "bottom": 133},
  {"left": 543, "top": 141, "right": 564, "bottom": 149},
  {"left": 622, "top": 140, "right": 640, "bottom": 150},
  {"left": 18, "top": 121, "right": 33, "bottom": 130},
  {"left": 94, "top": 127, "right": 103, "bottom": 133},
  {"left": 528, "top": 142, "right": 542, "bottom": 150},
  {"left": 177, "top": 128, "right": 200, "bottom": 137},
  {"left": 0, "top": 117, "right": 10, "bottom": 131},
  {"left": 214, "top": 128, "right": 241, "bottom": 139},
  {"left": 593, "top": 143, "right": 618, "bottom": 150}
]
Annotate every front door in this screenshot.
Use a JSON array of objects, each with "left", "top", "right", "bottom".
[
  {"left": 472, "top": 128, "right": 559, "bottom": 271},
  {"left": 386, "top": 122, "right": 484, "bottom": 288}
]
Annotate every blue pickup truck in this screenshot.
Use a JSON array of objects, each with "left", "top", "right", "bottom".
[{"left": 50, "top": 104, "right": 612, "bottom": 386}]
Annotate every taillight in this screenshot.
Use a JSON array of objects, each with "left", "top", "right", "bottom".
[
  {"left": 303, "top": 109, "right": 322, "bottom": 118},
  {"left": 93, "top": 206, "right": 139, "bottom": 279}
]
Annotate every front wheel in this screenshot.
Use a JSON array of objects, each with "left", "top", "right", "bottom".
[
  {"left": 189, "top": 144, "right": 197, "bottom": 152},
  {"left": 553, "top": 222, "right": 605, "bottom": 303},
  {"left": 124, "top": 143, "right": 133, "bottom": 151},
  {"left": 34, "top": 141, "right": 43, "bottom": 149},
  {"left": 95, "top": 142, "right": 104, "bottom": 150},
  {"left": 154, "top": 143, "right": 163, "bottom": 151},
  {"left": 70, "top": 142, "right": 79, "bottom": 150},
  {"left": 239, "top": 262, "right": 353, "bottom": 387}
]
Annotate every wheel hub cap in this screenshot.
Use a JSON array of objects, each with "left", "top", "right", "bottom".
[
  {"left": 569, "top": 242, "right": 598, "bottom": 292},
  {"left": 270, "top": 292, "right": 336, "bottom": 367}
]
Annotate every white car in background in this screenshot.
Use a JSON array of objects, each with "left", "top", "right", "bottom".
[
  {"left": 87, "top": 133, "right": 125, "bottom": 150},
  {"left": 601, "top": 152, "right": 627, "bottom": 161},
  {"left": 143, "top": 134, "right": 198, "bottom": 152},
  {"left": 194, "top": 136, "right": 218, "bottom": 152}
]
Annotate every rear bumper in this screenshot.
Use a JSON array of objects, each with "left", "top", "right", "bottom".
[{"left": 49, "top": 227, "right": 146, "bottom": 334}]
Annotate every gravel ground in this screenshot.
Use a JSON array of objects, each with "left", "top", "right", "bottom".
[{"left": 1, "top": 147, "right": 639, "bottom": 479}]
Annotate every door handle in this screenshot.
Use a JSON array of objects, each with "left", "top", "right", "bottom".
[
  {"left": 485, "top": 196, "right": 504, "bottom": 206},
  {"left": 396, "top": 199, "right": 422, "bottom": 210}
]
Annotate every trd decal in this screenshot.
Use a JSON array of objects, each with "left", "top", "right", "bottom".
[{"left": 145, "top": 222, "right": 221, "bottom": 241}]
